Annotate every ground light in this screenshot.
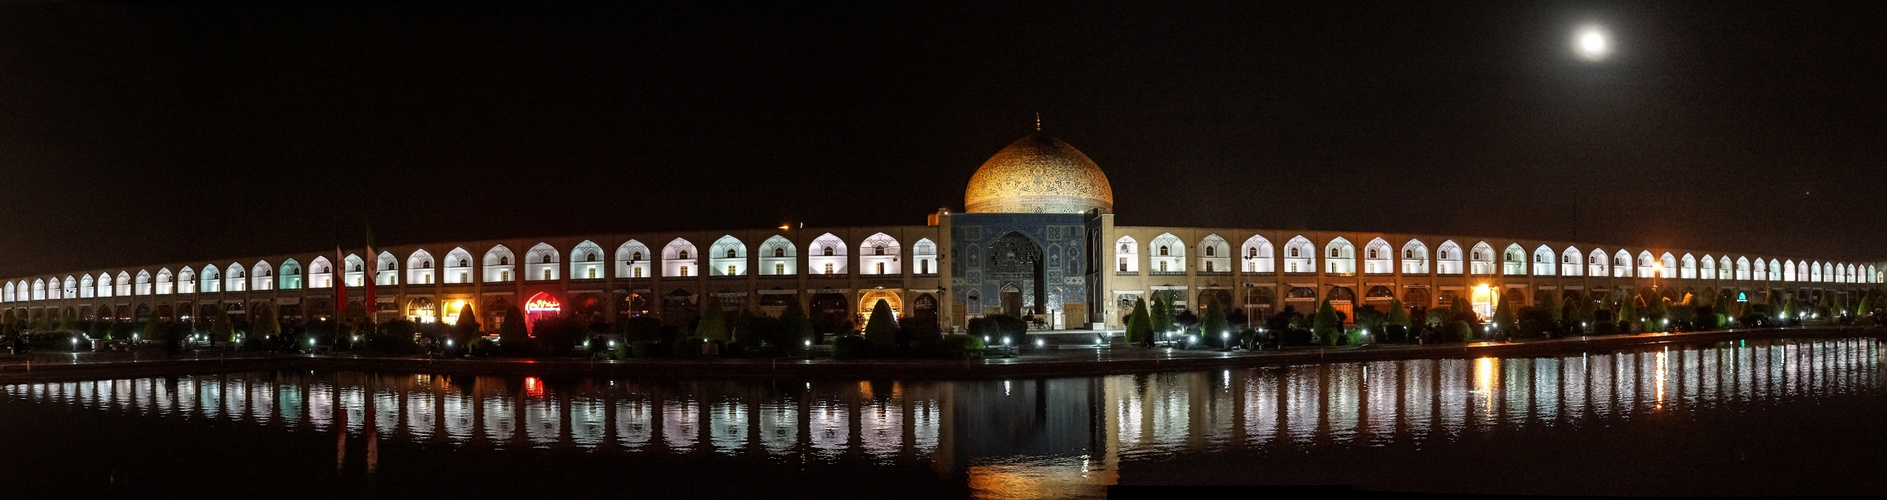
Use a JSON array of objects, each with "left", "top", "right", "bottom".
[{"left": 1034, "top": 338, "right": 1044, "bottom": 349}]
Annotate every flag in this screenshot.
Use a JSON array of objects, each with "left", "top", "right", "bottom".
[{"left": 364, "top": 220, "right": 378, "bottom": 318}]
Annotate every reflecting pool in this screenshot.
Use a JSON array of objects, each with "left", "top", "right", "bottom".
[{"left": 4, "top": 336, "right": 1886, "bottom": 497}]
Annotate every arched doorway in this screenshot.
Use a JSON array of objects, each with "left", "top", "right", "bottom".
[
  {"left": 523, "top": 292, "right": 562, "bottom": 334},
  {"left": 407, "top": 297, "right": 436, "bottom": 323},
  {"left": 1470, "top": 285, "right": 1497, "bottom": 320},
  {"left": 1403, "top": 287, "right": 1431, "bottom": 309},
  {"left": 810, "top": 292, "right": 849, "bottom": 335},
  {"left": 857, "top": 289, "right": 902, "bottom": 325},
  {"left": 1245, "top": 287, "right": 1275, "bottom": 320},
  {"left": 1327, "top": 286, "right": 1357, "bottom": 324},
  {"left": 988, "top": 232, "right": 1045, "bottom": 317}
]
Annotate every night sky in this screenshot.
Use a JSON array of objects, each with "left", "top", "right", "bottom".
[{"left": 3, "top": 1, "right": 1884, "bottom": 277}]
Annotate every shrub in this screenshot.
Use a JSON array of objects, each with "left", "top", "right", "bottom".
[
  {"left": 831, "top": 335, "right": 872, "bottom": 360},
  {"left": 939, "top": 334, "right": 986, "bottom": 359},
  {"left": 1593, "top": 321, "right": 1620, "bottom": 335},
  {"left": 629, "top": 340, "right": 663, "bottom": 358},
  {"left": 863, "top": 299, "right": 900, "bottom": 353},
  {"left": 671, "top": 337, "right": 703, "bottom": 359},
  {"left": 1384, "top": 324, "right": 1409, "bottom": 343},
  {"left": 468, "top": 337, "right": 500, "bottom": 357},
  {"left": 1518, "top": 319, "right": 1545, "bottom": 339},
  {"left": 968, "top": 315, "right": 1027, "bottom": 344},
  {"left": 1446, "top": 321, "right": 1474, "bottom": 343},
  {"left": 1312, "top": 300, "right": 1341, "bottom": 346}
]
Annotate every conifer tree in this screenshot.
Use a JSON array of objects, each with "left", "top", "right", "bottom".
[
  {"left": 863, "top": 299, "right": 899, "bottom": 347},
  {"left": 1492, "top": 294, "right": 1516, "bottom": 339},
  {"left": 1149, "top": 293, "right": 1175, "bottom": 341},
  {"left": 1312, "top": 299, "right": 1341, "bottom": 346},
  {"left": 252, "top": 303, "right": 281, "bottom": 340},
  {"left": 780, "top": 298, "right": 814, "bottom": 345},
  {"left": 454, "top": 304, "right": 480, "bottom": 338},
  {"left": 1539, "top": 291, "right": 1561, "bottom": 322},
  {"left": 696, "top": 295, "right": 729, "bottom": 341},
  {"left": 1199, "top": 296, "right": 1229, "bottom": 345},
  {"left": 211, "top": 306, "right": 235, "bottom": 342},
  {"left": 1126, "top": 297, "right": 1152, "bottom": 346},
  {"left": 1385, "top": 298, "right": 1410, "bottom": 328},
  {"left": 499, "top": 305, "right": 530, "bottom": 354}
]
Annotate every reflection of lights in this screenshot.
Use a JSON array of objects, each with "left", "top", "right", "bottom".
[{"left": 1655, "top": 349, "right": 1668, "bottom": 409}]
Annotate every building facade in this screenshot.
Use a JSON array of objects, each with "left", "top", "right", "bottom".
[{"left": 4, "top": 131, "right": 1882, "bottom": 333}]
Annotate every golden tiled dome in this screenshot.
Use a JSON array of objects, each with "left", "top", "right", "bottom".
[{"left": 964, "top": 132, "right": 1114, "bottom": 214}]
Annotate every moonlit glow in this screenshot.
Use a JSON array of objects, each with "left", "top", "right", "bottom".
[{"left": 1575, "top": 26, "right": 1611, "bottom": 61}]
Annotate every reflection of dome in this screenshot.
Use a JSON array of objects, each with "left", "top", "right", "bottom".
[{"left": 964, "top": 132, "right": 1114, "bottom": 214}]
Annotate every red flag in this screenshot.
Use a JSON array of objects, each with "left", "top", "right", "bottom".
[{"left": 364, "top": 221, "right": 378, "bottom": 317}]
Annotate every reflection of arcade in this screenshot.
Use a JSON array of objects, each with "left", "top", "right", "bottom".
[{"left": 810, "top": 292, "right": 849, "bottom": 334}]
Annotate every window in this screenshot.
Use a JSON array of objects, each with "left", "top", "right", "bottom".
[
  {"left": 725, "top": 249, "right": 736, "bottom": 258},
  {"left": 543, "top": 269, "right": 551, "bottom": 280},
  {"left": 679, "top": 250, "right": 690, "bottom": 259},
  {"left": 459, "top": 272, "right": 468, "bottom": 283},
  {"left": 500, "top": 270, "right": 510, "bottom": 281},
  {"left": 1404, "top": 250, "right": 1412, "bottom": 259},
  {"left": 632, "top": 252, "right": 643, "bottom": 261},
  {"left": 727, "top": 265, "right": 737, "bottom": 275},
  {"left": 679, "top": 266, "right": 689, "bottom": 277},
  {"left": 1205, "top": 246, "right": 1215, "bottom": 257},
  {"left": 633, "top": 267, "right": 643, "bottom": 278},
  {"left": 587, "top": 253, "right": 596, "bottom": 261},
  {"left": 920, "top": 261, "right": 929, "bottom": 274},
  {"left": 1535, "top": 255, "right": 1542, "bottom": 263},
  {"left": 1249, "top": 248, "right": 1258, "bottom": 258},
  {"left": 1473, "top": 251, "right": 1481, "bottom": 260},
  {"left": 823, "top": 247, "right": 834, "bottom": 256},
  {"left": 353, "top": 264, "right": 362, "bottom": 272},
  {"left": 1159, "top": 246, "right": 1169, "bottom": 256},
  {"left": 1159, "top": 261, "right": 1168, "bottom": 272},
  {"left": 1368, "top": 249, "right": 1377, "bottom": 259},
  {"left": 875, "top": 245, "right": 885, "bottom": 255},
  {"left": 775, "top": 263, "right": 785, "bottom": 274},
  {"left": 875, "top": 262, "right": 885, "bottom": 274},
  {"left": 387, "top": 262, "right": 395, "bottom": 270},
  {"left": 1205, "top": 261, "right": 1215, "bottom": 272},
  {"left": 587, "top": 268, "right": 596, "bottom": 279},
  {"left": 774, "top": 248, "right": 785, "bottom": 257},
  {"left": 1330, "top": 248, "right": 1340, "bottom": 258},
  {"left": 500, "top": 256, "right": 509, "bottom": 265},
  {"left": 824, "top": 263, "right": 834, "bottom": 274},
  {"left": 424, "top": 261, "right": 432, "bottom": 269},
  {"left": 1438, "top": 250, "right": 1447, "bottom": 259},
  {"left": 1119, "top": 258, "right": 1128, "bottom": 272},
  {"left": 1289, "top": 248, "right": 1299, "bottom": 258}
]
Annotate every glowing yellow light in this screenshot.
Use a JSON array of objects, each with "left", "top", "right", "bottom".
[{"left": 779, "top": 224, "right": 791, "bottom": 231}]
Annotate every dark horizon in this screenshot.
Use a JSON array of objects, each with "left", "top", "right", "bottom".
[{"left": 3, "top": 1, "right": 1884, "bottom": 277}]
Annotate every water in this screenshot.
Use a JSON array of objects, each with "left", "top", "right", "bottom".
[{"left": 3, "top": 336, "right": 1886, "bottom": 497}]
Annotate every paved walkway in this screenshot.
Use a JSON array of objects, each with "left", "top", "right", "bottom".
[{"left": 0, "top": 325, "right": 1878, "bottom": 382}]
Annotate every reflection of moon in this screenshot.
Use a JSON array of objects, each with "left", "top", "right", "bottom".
[{"left": 1575, "top": 26, "right": 1610, "bottom": 61}]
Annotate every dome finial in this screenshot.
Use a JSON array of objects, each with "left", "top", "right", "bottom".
[{"left": 1034, "top": 112, "right": 1041, "bottom": 131}]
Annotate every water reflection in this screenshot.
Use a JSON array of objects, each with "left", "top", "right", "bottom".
[{"left": 4, "top": 337, "right": 1884, "bottom": 498}]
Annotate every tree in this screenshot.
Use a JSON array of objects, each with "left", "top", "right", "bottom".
[
  {"left": 1126, "top": 297, "right": 1153, "bottom": 346},
  {"left": 1538, "top": 291, "right": 1561, "bottom": 323},
  {"left": 252, "top": 303, "right": 281, "bottom": 340},
  {"left": 1385, "top": 298, "right": 1410, "bottom": 328},
  {"left": 1618, "top": 299, "right": 1638, "bottom": 331},
  {"left": 780, "top": 298, "right": 814, "bottom": 345},
  {"left": 695, "top": 295, "right": 729, "bottom": 341},
  {"left": 862, "top": 299, "right": 900, "bottom": 348},
  {"left": 1449, "top": 296, "right": 1473, "bottom": 322},
  {"left": 1149, "top": 292, "right": 1175, "bottom": 341},
  {"left": 454, "top": 304, "right": 481, "bottom": 339},
  {"left": 498, "top": 305, "right": 530, "bottom": 355},
  {"left": 1311, "top": 299, "right": 1341, "bottom": 346},
  {"left": 1491, "top": 294, "right": 1517, "bottom": 340},
  {"left": 1199, "top": 296, "right": 1229, "bottom": 346},
  {"left": 209, "top": 306, "right": 235, "bottom": 343}
]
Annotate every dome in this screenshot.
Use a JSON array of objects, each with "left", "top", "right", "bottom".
[{"left": 964, "top": 132, "right": 1114, "bottom": 214}]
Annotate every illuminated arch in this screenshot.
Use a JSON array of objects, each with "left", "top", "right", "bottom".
[
  {"left": 1115, "top": 235, "right": 1139, "bottom": 273},
  {"left": 1469, "top": 242, "right": 1496, "bottom": 275},
  {"left": 1149, "top": 233, "right": 1185, "bottom": 274},
  {"left": 1401, "top": 239, "right": 1429, "bottom": 275},
  {"left": 570, "top": 240, "right": 605, "bottom": 280},
  {"left": 525, "top": 243, "right": 560, "bottom": 281},
  {"left": 1199, "top": 234, "right": 1231, "bottom": 273},
  {"left": 1531, "top": 245, "right": 1555, "bottom": 276},
  {"left": 95, "top": 273, "right": 111, "bottom": 298},
  {"left": 913, "top": 238, "right": 938, "bottom": 275},
  {"left": 483, "top": 245, "right": 515, "bottom": 283},
  {"left": 759, "top": 235, "right": 797, "bottom": 276},
  {"left": 1324, "top": 237, "right": 1355, "bottom": 274},
  {"left": 155, "top": 268, "right": 175, "bottom": 295},
  {"left": 79, "top": 274, "right": 94, "bottom": 299},
  {"left": 1561, "top": 246, "right": 1583, "bottom": 277},
  {"left": 809, "top": 233, "right": 846, "bottom": 275},
  {"left": 279, "top": 258, "right": 303, "bottom": 289},
  {"left": 1283, "top": 235, "right": 1315, "bottom": 273},
  {"left": 1435, "top": 240, "right": 1463, "bottom": 275},
  {"left": 615, "top": 240, "right": 651, "bottom": 279},
  {"left": 442, "top": 248, "right": 473, "bottom": 284},
  {"left": 662, "top": 238, "right": 699, "bottom": 278},
  {"left": 1361, "top": 237, "right": 1392, "bottom": 274},
  {"left": 309, "top": 256, "right": 335, "bottom": 288},
  {"left": 709, "top": 235, "right": 748, "bottom": 277},
  {"left": 860, "top": 232, "right": 900, "bottom": 275},
  {"left": 1679, "top": 254, "right": 1696, "bottom": 279}
]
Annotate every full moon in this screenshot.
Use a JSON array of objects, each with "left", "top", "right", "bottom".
[{"left": 1575, "top": 26, "right": 1611, "bottom": 61}]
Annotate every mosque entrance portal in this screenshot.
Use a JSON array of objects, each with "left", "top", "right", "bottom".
[{"left": 988, "top": 232, "right": 1045, "bottom": 318}]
